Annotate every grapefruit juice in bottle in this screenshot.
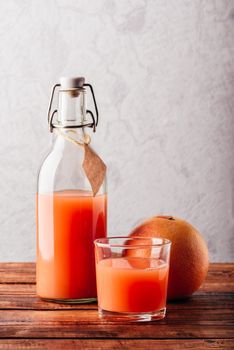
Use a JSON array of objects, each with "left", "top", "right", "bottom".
[{"left": 36, "top": 77, "right": 107, "bottom": 303}]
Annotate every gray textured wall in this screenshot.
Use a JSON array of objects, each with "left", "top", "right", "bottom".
[{"left": 0, "top": 0, "right": 233, "bottom": 262}]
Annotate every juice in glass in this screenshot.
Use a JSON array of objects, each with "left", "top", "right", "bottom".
[
  {"left": 36, "top": 190, "right": 107, "bottom": 301},
  {"left": 96, "top": 257, "right": 169, "bottom": 312},
  {"left": 95, "top": 237, "right": 171, "bottom": 321}
]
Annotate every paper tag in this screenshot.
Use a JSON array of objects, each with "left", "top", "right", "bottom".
[{"left": 82, "top": 144, "right": 106, "bottom": 196}]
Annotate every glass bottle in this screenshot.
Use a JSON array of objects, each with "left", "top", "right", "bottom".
[{"left": 36, "top": 77, "right": 107, "bottom": 303}]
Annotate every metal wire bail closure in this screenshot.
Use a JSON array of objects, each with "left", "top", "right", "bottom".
[{"left": 47, "top": 79, "right": 99, "bottom": 133}]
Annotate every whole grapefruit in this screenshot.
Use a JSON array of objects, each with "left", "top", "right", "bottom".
[{"left": 130, "top": 215, "right": 209, "bottom": 300}]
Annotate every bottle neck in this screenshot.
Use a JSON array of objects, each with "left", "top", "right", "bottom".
[
  {"left": 52, "top": 129, "right": 85, "bottom": 155},
  {"left": 53, "top": 88, "right": 87, "bottom": 150},
  {"left": 57, "top": 89, "right": 86, "bottom": 127}
]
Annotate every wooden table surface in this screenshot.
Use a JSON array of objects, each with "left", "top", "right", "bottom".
[{"left": 0, "top": 263, "right": 233, "bottom": 350}]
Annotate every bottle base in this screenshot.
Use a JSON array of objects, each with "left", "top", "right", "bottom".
[
  {"left": 41, "top": 297, "right": 97, "bottom": 304},
  {"left": 98, "top": 307, "right": 166, "bottom": 322}
]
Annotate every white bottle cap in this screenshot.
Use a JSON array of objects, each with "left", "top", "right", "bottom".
[{"left": 60, "top": 77, "right": 85, "bottom": 90}]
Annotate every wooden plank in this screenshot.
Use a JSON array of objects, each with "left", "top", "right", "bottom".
[
  {"left": 199, "top": 264, "right": 234, "bottom": 293},
  {"left": 0, "top": 283, "right": 233, "bottom": 310},
  {"left": 0, "top": 263, "right": 233, "bottom": 292},
  {"left": 206, "top": 263, "right": 234, "bottom": 270},
  {"left": 0, "top": 309, "right": 233, "bottom": 339},
  {"left": 0, "top": 263, "right": 35, "bottom": 284},
  {"left": 0, "top": 339, "right": 233, "bottom": 350},
  {"left": 0, "top": 284, "right": 95, "bottom": 310}
]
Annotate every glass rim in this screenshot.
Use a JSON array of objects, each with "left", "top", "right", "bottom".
[{"left": 94, "top": 236, "right": 171, "bottom": 248}]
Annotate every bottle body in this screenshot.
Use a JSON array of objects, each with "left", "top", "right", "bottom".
[{"left": 36, "top": 132, "right": 107, "bottom": 302}]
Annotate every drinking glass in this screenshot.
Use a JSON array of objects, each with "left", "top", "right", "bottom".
[{"left": 94, "top": 236, "right": 171, "bottom": 322}]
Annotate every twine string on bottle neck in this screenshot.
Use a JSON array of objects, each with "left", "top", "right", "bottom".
[{"left": 54, "top": 128, "right": 91, "bottom": 146}]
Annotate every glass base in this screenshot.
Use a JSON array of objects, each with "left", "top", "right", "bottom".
[
  {"left": 98, "top": 307, "right": 166, "bottom": 322},
  {"left": 41, "top": 297, "right": 97, "bottom": 304}
]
